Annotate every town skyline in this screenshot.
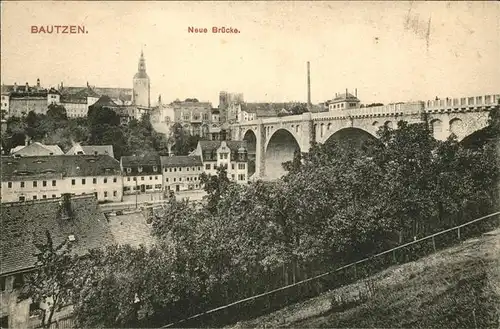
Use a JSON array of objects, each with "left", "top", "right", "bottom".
[{"left": 1, "top": 1, "right": 499, "bottom": 107}]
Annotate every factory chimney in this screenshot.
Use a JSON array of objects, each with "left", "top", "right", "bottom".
[{"left": 307, "top": 61, "right": 311, "bottom": 110}]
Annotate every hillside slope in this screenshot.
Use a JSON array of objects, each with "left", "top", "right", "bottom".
[{"left": 231, "top": 228, "right": 500, "bottom": 328}]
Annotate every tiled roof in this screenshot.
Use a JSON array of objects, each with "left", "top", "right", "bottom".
[
  {"left": 60, "top": 88, "right": 100, "bottom": 103},
  {"left": 10, "top": 143, "right": 64, "bottom": 156},
  {"left": 92, "top": 87, "right": 132, "bottom": 102},
  {"left": 198, "top": 140, "right": 247, "bottom": 152},
  {"left": 66, "top": 144, "right": 114, "bottom": 158},
  {"left": 0, "top": 194, "right": 114, "bottom": 275},
  {"left": 61, "top": 86, "right": 132, "bottom": 102},
  {"left": 121, "top": 155, "right": 161, "bottom": 167},
  {"left": 160, "top": 155, "right": 202, "bottom": 167},
  {"left": 1, "top": 154, "right": 121, "bottom": 182}
]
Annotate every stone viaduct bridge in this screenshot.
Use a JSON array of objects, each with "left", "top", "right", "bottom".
[{"left": 231, "top": 94, "right": 500, "bottom": 180}]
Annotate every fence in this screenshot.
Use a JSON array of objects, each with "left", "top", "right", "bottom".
[
  {"left": 162, "top": 211, "right": 500, "bottom": 328},
  {"left": 35, "top": 316, "right": 75, "bottom": 329}
]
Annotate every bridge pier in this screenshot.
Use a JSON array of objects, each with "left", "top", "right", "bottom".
[{"left": 256, "top": 120, "right": 266, "bottom": 179}]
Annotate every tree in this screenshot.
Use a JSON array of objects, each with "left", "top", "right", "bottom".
[
  {"left": 21, "top": 231, "right": 78, "bottom": 329},
  {"left": 200, "top": 166, "right": 231, "bottom": 214},
  {"left": 47, "top": 104, "right": 68, "bottom": 121},
  {"left": 290, "top": 103, "right": 308, "bottom": 115},
  {"left": 87, "top": 107, "right": 120, "bottom": 127}
]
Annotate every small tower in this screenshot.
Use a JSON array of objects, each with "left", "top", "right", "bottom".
[{"left": 133, "top": 50, "right": 151, "bottom": 108}]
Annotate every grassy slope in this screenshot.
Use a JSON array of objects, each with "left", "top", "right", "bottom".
[{"left": 231, "top": 228, "right": 500, "bottom": 328}]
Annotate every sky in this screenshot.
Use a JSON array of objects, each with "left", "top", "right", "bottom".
[{"left": 1, "top": 1, "right": 499, "bottom": 106}]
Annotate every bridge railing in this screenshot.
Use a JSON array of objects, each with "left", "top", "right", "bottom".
[
  {"left": 313, "top": 102, "right": 424, "bottom": 120},
  {"left": 424, "top": 94, "right": 500, "bottom": 111}
]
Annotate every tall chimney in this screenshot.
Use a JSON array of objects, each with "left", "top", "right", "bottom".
[
  {"left": 355, "top": 88, "right": 357, "bottom": 97},
  {"left": 307, "top": 61, "right": 311, "bottom": 110},
  {"left": 346, "top": 88, "right": 348, "bottom": 96}
]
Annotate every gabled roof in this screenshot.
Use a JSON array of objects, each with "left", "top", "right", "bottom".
[
  {"left": 66, "top": 144, "right": 114, "bottom": 158},
  {"left": 1, "top": 155, "right": 121, "bottom": 181},
  {"left": 160, "top": 155, "right": 203, "bottom": 167},
  {"left": 10, "top": 142, "right": 64, "bottom": 156},
  {"left": 198, "top": 140, "right": 248, "bottom": 152},
  {"left": 121, "top": 155, "right": 161, "bottom": 167},
  {"left": 1, "top": 194, "right": 114, "bottom": 276}
]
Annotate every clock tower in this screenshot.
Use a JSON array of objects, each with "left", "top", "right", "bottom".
[{"left": 133, "top": 50, "right": 150, "bottom": 107}]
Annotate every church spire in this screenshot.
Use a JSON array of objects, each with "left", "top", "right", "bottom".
[{"left": 138, "top": 50, "right": 146, "bottom": 73}]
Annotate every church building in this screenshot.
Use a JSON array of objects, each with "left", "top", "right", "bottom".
[{"left": 133, "top": 51, "right": 151, "bottom": 108}]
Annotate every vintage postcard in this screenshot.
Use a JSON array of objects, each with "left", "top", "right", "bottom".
[{"left": 1, "top": 1, "right": 499, "bottom": 328}]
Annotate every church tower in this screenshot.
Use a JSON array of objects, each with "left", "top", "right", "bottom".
[{"left": 133, "top": 50, "right": 151, "bottom": 107}]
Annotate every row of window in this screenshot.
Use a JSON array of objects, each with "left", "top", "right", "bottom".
[
  {"left": 205, "top": 163, "right": 246, "bottom": 170},
  {"left": 16, "top": 190, "right": 118, "bottom": 202},
  {"left": 123, "top": 184, "right": 162, "bottom": 191},
  {"left": 7, "top": 180, "right": 57, "bottom": 188},
  {"left": 6, "top": 177, "right": 119, "bottom": 188},
  {"left": 182, "top": 113, "right": 210, "bottom": 121},
  {"left": 126, "top": 176, "right": 159, "bottom": 182},
  {"left": 126, "top": 166, "right": 203, "bottom": 173},
  {"left": 166, "top": 184, "right": 201, "bottom": 191},
  {"left": 71, "top": 177, "right": 117, "bottom": 185},
  {"left": 164, "top": 166, "right": 202, "bottom": 173},
  {"left": 166, "top": 176, "right": 198, "bottom": 183}
]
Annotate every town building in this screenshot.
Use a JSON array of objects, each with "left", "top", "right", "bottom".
[
  {"left": 0, "top": 79, "right": 133, "bottom": 118},
  {"left": 120, "top": 155, "right": 163, "bottom": 202},
  {"left": 133, "top": 50, "right": 151, "bottom": 108},
  {"left": 172, "top": 99, "right": 213, "bottom": 137},
  {"left": 218, "top": 91, "right": 244, "bottom": 123},
  {"left": 66, "top": 143, "right": 114, "bottom": 158},
  {"left": 0, "top": 154, "right": 123, "bottom": 203},
  {"left": 1, "top": 92, "right": 10, "bottom": 115},
  {"left": 59, "top": 86, "right": 100, "bottom": 118},
  {"left": 191, "top": 140, "right": 249, "bottom": 184},
  {"left": 0, "top": 194, "right": 114, "bottom": 329},
  {"left": 87, "top": 95, "right": 149, "bottom": 124},
  {"left": 150, "top": 95, "right": 174, "bottom": 124},
  {"left": 10, "top": 141, "right": 64, "bottom": 157},
  {"left": 160, "top": 155, "right": 203, "bottom": 192},
  {"left": 328, "top": 89, "right": 361, "bottom": 111},
  {"left": 1, "top": 51, "right": 148, "bottom": 118}
]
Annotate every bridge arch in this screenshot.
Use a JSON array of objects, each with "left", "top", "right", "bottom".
[
  {"left": 460, "top": 127, "right": 493, "bottom": 149},
  {"left": 430, "top": 119, "right": 444, "bottom": 140},
  {"left": 242, "top": 129, "right": 257, "bottom": 177},
  {"left": 449, "top": 118, "right": 465, "bottom": 140},
  {"left": 264, "top": 128, "right": 301, "bottom": 180},
  {"left": 323, "top": 127, "right": 379, "bottom": 149}
]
